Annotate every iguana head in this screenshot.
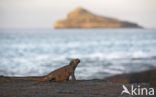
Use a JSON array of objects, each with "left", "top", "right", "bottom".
[{"left": 69, "top": 58, "right": 80, "bottom": 67}]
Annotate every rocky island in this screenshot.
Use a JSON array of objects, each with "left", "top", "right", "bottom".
[{"left": 54, "top": 7, "right": 142, "bottom": 28}]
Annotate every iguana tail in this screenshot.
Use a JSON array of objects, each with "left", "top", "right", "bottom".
[
  {"left": 9, "top": 76, "right": 47, "bottom": 82},
  {"left": 22, "top": 77, "right": 46, "bottom": 82}
]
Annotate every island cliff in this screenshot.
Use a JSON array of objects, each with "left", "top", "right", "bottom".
[{"left": 54, "top": 7, "right": 142, "bottom": 28}]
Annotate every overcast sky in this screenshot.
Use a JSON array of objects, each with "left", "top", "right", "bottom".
[{"left": 0, "top": 0, "right": 156, "bottom": 29}]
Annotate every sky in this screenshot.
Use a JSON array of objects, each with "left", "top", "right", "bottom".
[{"left": 0, "top": 0, "right": 156, "bottom": 29}]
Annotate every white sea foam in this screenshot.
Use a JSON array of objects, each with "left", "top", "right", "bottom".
[{"left": 0, "top": 29, "right": 156, "bottom": 79}]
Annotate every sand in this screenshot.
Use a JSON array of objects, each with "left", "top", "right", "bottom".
[{"left": 0, "top": 69, "right": 156, "bottom": 97}]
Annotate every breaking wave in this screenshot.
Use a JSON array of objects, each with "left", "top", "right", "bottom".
[{"left": 0, "top": 29, "right": 156, "bottom": 79}]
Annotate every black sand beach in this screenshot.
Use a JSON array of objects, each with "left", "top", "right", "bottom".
[{"left": 0, "top": 69, "right": 156, "bottom": 97}]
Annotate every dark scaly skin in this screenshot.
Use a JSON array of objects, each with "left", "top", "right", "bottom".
[
  {"left": 6, "top": 59, "right": 80, "bottom": 82},
  {"left": 44, "top": 59, "right": 80, "bottom": 82}
]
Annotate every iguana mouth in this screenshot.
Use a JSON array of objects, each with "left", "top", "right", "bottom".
[{"left": 75, "top": 59, "right": 80, "bottom": 63}]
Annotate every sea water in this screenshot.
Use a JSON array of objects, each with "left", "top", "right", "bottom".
[{"left": 0, "top": 29, "right": 156, "bottom": 79}]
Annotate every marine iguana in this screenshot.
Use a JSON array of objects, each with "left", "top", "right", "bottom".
[{"left": 7, "top": 59, "right": 80, "bottom": 82}]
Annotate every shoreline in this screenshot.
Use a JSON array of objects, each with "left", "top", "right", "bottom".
[
  {"left": 0, "top": 79, "right": 151, "bottom": 97},
  {"left": 0, "top": 69, "right": 155, "bottom": 97}
]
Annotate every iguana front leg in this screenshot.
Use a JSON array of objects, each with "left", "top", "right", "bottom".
[{"left": 71, "top": 71, "right": 76, "bottom": 81}]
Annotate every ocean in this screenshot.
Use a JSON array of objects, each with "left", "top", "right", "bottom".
[{"left": 0, "top": 29, "right": 156, "bottom": 79}]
